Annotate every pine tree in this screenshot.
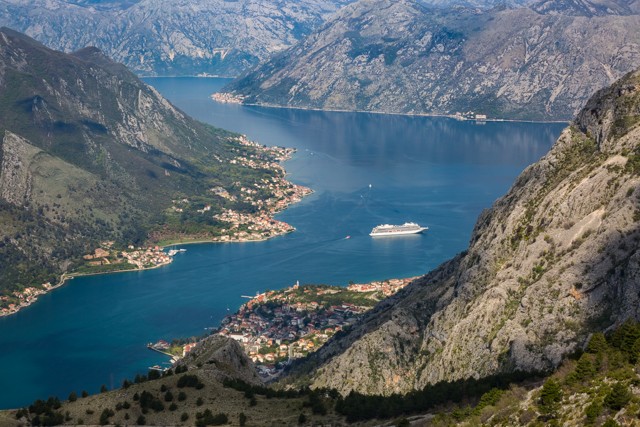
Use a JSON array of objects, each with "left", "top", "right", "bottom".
[
  {"left": 586, "top": 333, "right": 608, "bottom": 354},
  {"left": 539, "top": 378, "right": 563, "bottom": 413},
  {"left": 574, "top": 355, "right": 596, "bottom": 381}
]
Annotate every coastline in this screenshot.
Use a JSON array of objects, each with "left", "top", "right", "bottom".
[
  {"left": 211, "top": 93, "right": 570, "bottom": 124},
  {"left": 0, "top": 141, "right": 312, "bottom": 319}
]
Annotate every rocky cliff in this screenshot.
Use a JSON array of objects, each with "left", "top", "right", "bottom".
[
  {"left": 283, "top": 68, "right": 640, "bottom": 395},
  {"left": 0, "top": 28, "right": 283, "bottom": 297},
  {"left": 222, "top": 0, "right": 640, "bottom": 120},
  {"left": 0, "top": 0, "right": 350, "bottom": 76}
]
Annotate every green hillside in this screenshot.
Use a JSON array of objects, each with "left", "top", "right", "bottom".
[{"left": 0, "top": 28, "right": 289, "bottom": 302}]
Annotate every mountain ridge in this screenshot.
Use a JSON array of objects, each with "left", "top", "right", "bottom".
[
  {"left": 221, "top": 0, "right": 640, "bottom": 120},
  {"left": 281, "top": 67, "right": 640, "bottom": 395},
  {"left": 0, "top": 0, "right": 352, "bottom": 76}
]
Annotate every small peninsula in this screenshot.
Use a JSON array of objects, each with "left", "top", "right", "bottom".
[{"left": 147, "top": 277, "right": 417, "bottom": 379}]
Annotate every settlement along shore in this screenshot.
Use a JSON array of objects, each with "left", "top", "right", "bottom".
[
  {"left": 149, "top": 277, "right": 418, "bottom": 379},
  {"left": 0, "top": 136, "right": 311, "bottom": 317}
]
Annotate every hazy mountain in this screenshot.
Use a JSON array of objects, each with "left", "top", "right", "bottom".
[
  {"left": 221, "top": 0, "right": 640, "bottom": 120},
  {"left": 0, "top": 28, "right": 281, "bottom": 296},
  {"left": 282, "top": 67, "right": 640, "bottom": 395},
  {"left": 0, "top": 0, "right": 351, "bottom": 76}
]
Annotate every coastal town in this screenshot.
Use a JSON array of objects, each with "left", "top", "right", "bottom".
[
  {"left": 165, "top": 136, "right": 312, "bottom": 243},
  {"left": 145, "top": 277, "right": 416, "bottom": 376},
  {"left": 0, "top": 283, "right": 55, "bottom": 316},
  {"left": 216, "top": 277, "right": 417, "bottom": 377},
  {"left": 0, "top": 244, "right": 185, "bottom": 317},
  {"left": 0, "top": 135, "right": 311, "bottom": 318}
]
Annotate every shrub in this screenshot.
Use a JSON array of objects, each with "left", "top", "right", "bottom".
[
  {"left": 178, "top": 391, "right": 187, "bottom": 401},
  {"left": 298, "top": 413, "right": 307, "bottom": 424},
  {"left": 99, "top": 408, "right": 115, "bottom": 425},
  {"left": 584, "top": 401, "right": 602, "bottom": 424},
  {"left": 181, "top": 412, "right": 189, "bottom": 422},
  {"left": 177, "top": 374, "right": 204, "bottom": 389},
  {"left": 195, "top": 409, "right": 228, "bottom": 426},
  {"left": 605, "top": 382, "right": 632, "bottom": 410},
  {"left": 136, "top": 414, "right": 146, "bottom": 425},
  {"left": 239, "top": 412, "right": 247, "bottom": 426}
]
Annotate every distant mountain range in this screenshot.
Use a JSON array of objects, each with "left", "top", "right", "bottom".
[
  {"left": 0, "top": 0, "right": 351, "bottom": 76},
  {"left": 0, "top": 28, "right": 282, "bottom": 297},
  {"left": 221, "top": 0, "right": 640, "bottom": 120}
]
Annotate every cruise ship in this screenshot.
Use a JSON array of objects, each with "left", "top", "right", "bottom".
[{"left": 369, "top": 222, "right": 428, "bottom": 237}]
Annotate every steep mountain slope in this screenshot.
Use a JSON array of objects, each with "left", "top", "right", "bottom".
[
  {"left": 0, "top": 28, "right": 286, "bottom": 299},
  {"left": 221, "top": 0, "right": 640, "bottom": 120},
  {"left": 283, "top": 68, "right": 640, "bottom": 395},
  {"left": 0, "top": 0, "right": 350, "bottom": 77}
]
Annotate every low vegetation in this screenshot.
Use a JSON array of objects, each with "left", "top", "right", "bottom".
[{"left": 7, "top": 321, "right": 640, "bottom": 425}]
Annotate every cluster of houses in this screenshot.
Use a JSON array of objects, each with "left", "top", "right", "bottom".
[
  {"left": 347, "top": 277, "right": 417, "bottom": 296},
  {"left": 217, "top": 279, "right": 413, "bottom": 376},
  {"left": 0, "top": 282, "right": 54, "bottom": 316},
  {"left": 453, "top": 111, "right": 488, "bottom": 121},
  {"left": 211, "top": 92, "right": 244, "bottom": 104},
  {"left": 168, "top": 137, "right": 311, "bottom": 242},
  {"left": 214, "top": 209, "right": 294, "bottom": 241},
  {"left": 120, "top": 247, "right": 173, "bottom": 269}
]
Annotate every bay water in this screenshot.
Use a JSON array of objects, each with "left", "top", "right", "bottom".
[{"left": 0, "top": 77, "right": 565, "bottom": 409}]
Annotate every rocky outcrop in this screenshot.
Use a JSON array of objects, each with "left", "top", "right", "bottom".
[
  {"left": 284, "top": 69, "right": 640, "bottom": 395},
  {"left": 222, "top": 0, "right": 640, "bottom": 120},
  {"left": 0, "top": 0, "right": 350, "bottom": 76},
  {"left": 176, "top": 335, "right": 262, "bottom": 386},
  {"left": 0, "top": 132, "right": 38, "bottom": 206}
]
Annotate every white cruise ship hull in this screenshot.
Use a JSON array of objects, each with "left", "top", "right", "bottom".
[{"left": 369, "top": 227, "right": 428, "bottom": 237}]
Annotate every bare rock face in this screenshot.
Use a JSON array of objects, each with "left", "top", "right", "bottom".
[
  {"left": 0, "top": 0, "right": 351, "bottom": 76},
  {"left": 285, "top": 69, "right": 640, "bottom": 396},
  {"left": 0, "top": 132, "right": 37, "bottom": 206},
  {"left": 223, "top": 0, "right": 640, "bottom": 120}
]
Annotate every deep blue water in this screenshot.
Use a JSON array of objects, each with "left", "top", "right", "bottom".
[{"left": 0, "top": 77, "right": 565, "bottom": 409}]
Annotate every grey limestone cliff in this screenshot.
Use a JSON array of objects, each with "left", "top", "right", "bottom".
[
  {"left": 285, "top": 68, "right": 640, "bottom": 396},
  {"left": 0, "top": 0, "right": 350, "bottom": 76},
  {"left": 223, "top": 0, "right": 640, "bottom": 120}
]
